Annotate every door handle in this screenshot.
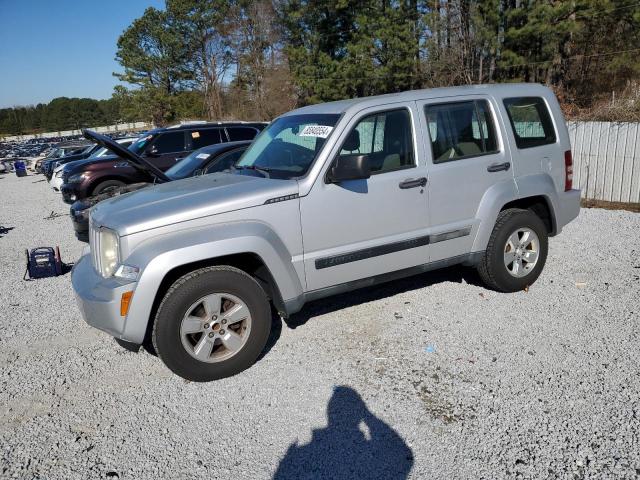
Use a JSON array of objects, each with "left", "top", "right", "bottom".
[
  {"left": 399, "top": 177, "right": 427, "bottom": 189},
  {"left": 487, "top": 162, "right": 511, "bottom": 172}
]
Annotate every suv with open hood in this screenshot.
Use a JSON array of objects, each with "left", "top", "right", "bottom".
[{"left": 60, "top": 122, "right": 266, "bottom": 203}]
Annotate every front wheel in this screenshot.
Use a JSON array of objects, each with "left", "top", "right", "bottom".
[
  {"left": 152, "top": 266, "right": 271, "bottom": 381},
  {"left": 477, "top": 208, "right": 548, "bottom": 292},
  {"left": 92, "top": 179, "right": 125, "bottom": 196}
]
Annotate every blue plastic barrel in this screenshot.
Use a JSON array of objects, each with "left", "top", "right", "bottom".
[{"left": 14, "top": 161, "right": 27, "bottom": 177}]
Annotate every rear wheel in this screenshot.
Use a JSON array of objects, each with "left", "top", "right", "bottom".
[
  {"left": 92, "top": 179, "right": 125, "bottom": 196},
  {"left": 477, "top": 208, "right": 548, "bottom": 292},
  {"left": 152, "top": 266, "right": 271, "bottom": 381}
]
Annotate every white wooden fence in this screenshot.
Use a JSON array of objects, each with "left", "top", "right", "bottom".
[{"left": 568, "top": 121, "right": 640, "bottom": 204}]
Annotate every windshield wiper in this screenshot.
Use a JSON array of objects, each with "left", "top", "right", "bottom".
[{"left": 233, "top": 165, "right": 271, "bottom": 178}]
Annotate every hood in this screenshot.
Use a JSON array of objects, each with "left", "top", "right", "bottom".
[
  {"left": 82, "top": 129, "right": 170, "bottom": 182},
  {"left": 63, "top": 154, "right": 126, "bottom": 173},
  {"left": 91, "top": 172, "right": 299, "bottom": 236}
]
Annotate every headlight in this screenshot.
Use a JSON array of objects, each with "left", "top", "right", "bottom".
[
  {"left": 95, "top": 228, "right": 120, "bottom": 277},
  {"left": 68, "top": 173, "right": 87, "bottom": 183}
]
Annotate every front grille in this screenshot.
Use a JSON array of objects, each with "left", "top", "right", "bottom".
[{"left": 89, "top": 223, "right": 101, "bottom": 274}]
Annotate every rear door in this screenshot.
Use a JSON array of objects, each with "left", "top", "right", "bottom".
[
  {"left": 501, "top": 96, "right": 563, "bottom": 192},
  {"left": 415, "top": 95, "right": 516, "bottom": 261}
]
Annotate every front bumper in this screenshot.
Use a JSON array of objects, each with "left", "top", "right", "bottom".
[
  {"left": 69, "top": 201, "right": 90, "bottom": 243},
  {"left": 72, "top": 253, "right": 138, "bottom": 342},
  {"left": 50, "top": 175, "right": 63, "bottom": 191},
  {"left": 61, "top": 183, "right": 80, "bottom": 204}
]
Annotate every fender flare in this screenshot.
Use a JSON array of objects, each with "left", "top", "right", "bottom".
[
  {"left": 121, "top": 221, "right": 303, "bottom": 343},
  {"left": 471, "top": 174, "right": 559, "bottom": 253}
]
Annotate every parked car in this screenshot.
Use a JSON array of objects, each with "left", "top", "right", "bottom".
[
  {"left": 50, "top": 137, "right": 138, "bottom": 192},
  {"left": 72, "top": 84, "right": 581, "bottom": 382},
  {"left": 69, "top": 141, "right": 251, "bottom": 241},
  {"left": 60, "top": 122, "right": 267, "bottom": 203},
  {"left": 42, "top": 143, "right": 97, "bottom": 179},
  {"left": 35, "top": 142, "right": 90, "bottom": 173}
]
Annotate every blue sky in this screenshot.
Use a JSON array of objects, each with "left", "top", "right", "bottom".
[{"left": 0, "top": 0, "right": 165, "bottom": 108}]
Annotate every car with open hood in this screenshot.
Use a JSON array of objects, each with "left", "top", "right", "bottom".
[
  {"left": 69, "top": 140, "right": 251, "bottom": 241},
  {"left": 50, "top": 137, "right": 138, "bottom": 192},
  {"left": 71, "top": 84, "right": 581, "bottom": 382},
  {"left": 60, "top": 122, "right": 266, "bottom": 203}
]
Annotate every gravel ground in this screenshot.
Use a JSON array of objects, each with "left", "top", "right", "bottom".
[{"left": 0, "top": 171, "right": 639, "bottom": 480}]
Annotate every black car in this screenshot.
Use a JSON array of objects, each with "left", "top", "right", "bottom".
[
  {"left": 60, "top": 122, "right": 267, "bottom": 204},
  {"left": 42, "top": 143, "right": 98, "bottom": 179},
  {"left": 69, "top": 141, "right": 251, "bottom": 242}
]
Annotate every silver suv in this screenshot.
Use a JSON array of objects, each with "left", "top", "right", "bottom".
[{"left": 72, "top": 84, "right": 581, "bottom": 381}]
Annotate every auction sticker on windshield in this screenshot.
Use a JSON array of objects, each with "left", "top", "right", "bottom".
[{"left": 299, "top": 125, "right": 333, "bottom": 138}]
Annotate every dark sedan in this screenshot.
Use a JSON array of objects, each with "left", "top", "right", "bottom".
[{"left": 69, "top": 141, "right": 251, "bottom": 242}]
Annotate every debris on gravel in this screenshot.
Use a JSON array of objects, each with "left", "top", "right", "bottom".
[{"left": 1, "top": 172, "right": 639, "bottom": 479}]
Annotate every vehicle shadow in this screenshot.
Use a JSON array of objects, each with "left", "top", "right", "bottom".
[
  {"left": 286, "top": 264, "right": 482, "bottom": 329},
  {"left": 0, "top": 226, "right": 15, "bottom": 238},
  {"left": 273, "top": 385, "right": 413, "bottom": 480}
]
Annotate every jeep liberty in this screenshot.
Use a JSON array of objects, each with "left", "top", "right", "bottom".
[{"left": 72, "top": 84, "right": 581, "bottom": 381}]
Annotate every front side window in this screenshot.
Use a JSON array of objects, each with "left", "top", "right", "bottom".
[
  {"left": 150, "top": 131, "right": 186, "bottom": 154},
  {"left": 338, "top": 109, "right": 414, "bottom": 174},
  {"left": 503, "top": 97, "right": 556, "bottom": 149},
  {"left": 425, "top": 100, "right": 499, "bottom": 164},
  {"left": 191, "top": 128, "right": 222, "bottom": 149},
  {"left": 236, "top": 114, "right": 340, "bottom": 179}
]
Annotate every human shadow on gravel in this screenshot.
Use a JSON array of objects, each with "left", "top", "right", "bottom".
[
  {"left": 273, "top": 385, "right": 413, "bottom": 480},
  {"left": 285, "top": 265, "right": 482, "bottom": 329}
]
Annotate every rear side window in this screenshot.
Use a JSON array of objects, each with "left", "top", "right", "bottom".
[
  {"left": 151, "top": 132, "right": 186, "bottom": 154},
  {"left": 227, "top": 127, "right": 258, "bottom": 141},
  {"left": 191, "top": 128, "right": 222, "bottom": 149},
  {"left": 425, "top": 100, "right": 498, "bottom": 163},
  {"left": 503, "top": 97, "right": 556, "bottom": 149}
]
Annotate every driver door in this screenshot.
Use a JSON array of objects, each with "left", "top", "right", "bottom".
[
  {"left": 300, "top": 104, "right": 431, "bottom": 291},
  {"left": 144, "top": 131, "right": 188, "bottom": 170}
]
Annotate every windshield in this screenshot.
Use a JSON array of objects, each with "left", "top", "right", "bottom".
[
  {"left": 235, "top": 114, "right": 340, "bottom": 179},
  {"left": 165, "top": 147, "right": 212, "bottom": 180}
]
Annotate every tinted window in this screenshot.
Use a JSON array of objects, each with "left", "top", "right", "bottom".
[
  {"left": 503, "top": 97, "right": 556, "bottom": 148},
  {"left": 150, "top": 132, "right": 185, "bottom": 154},
  {"left": 204, "top": 149, "right": 246, "bottom": 174},
  {"left": 191, "top": 128, "right": 222, "bottom": 149},
  {"left": 227, "top": 127, "right": 258, "bottom": 141},
  {"left": 339, "top": 109, "right": 414, "bottom": 174},
  {"left": 425, "top": 100, "right": 498, "bottom": 163}
]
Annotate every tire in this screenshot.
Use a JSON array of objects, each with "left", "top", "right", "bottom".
[
  {"left": 92, "top": 179, "right": 125, "bottom": 196},
  {"left": 152, "top": 266, "right": 271, "bottom": 381},
  {"left": 477, "top": 208, "right": 548, "bottom": 292}
]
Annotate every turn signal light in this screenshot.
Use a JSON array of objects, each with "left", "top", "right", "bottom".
[{"left": 120, "top": 291, "right": 134, "bottom": 317}]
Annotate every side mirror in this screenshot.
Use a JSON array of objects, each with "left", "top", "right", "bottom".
[{"left": 328, "top": 154, "right": 371, "bottom": 183}]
